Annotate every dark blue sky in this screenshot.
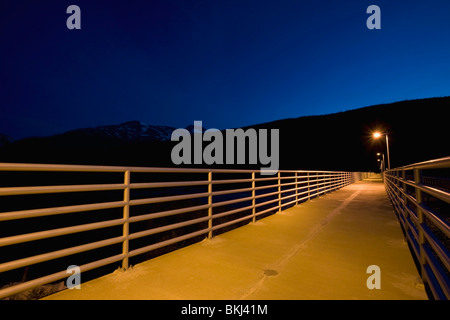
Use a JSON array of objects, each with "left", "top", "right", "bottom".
[{"left": 1, "top": 0, "right": 450, "bottom": 139}]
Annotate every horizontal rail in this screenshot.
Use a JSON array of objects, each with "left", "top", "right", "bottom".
[
  {"left": 0, "top": 162, "right": 352, "bottom": 174},
  {"left": 130, "top": 180, "right": 210, "bottom": 189},
  {"left": 0, "top": 218, "right": 125, "bottom": 247},
  {"left": 394, "top": 177, "right": 450, "bottom": 204},
  {"left": 0, "top": 162, "right": 361, "bottom": 299},
  {"left": 128, "top": 203, "right": 211, "bottom": 224},
  {"left": 390, "top": 157, "right": 450, "bottom": 171},
  {"left": 0, "top": 236, "right": 125, "bottom": 274},
  {"left": 129, "top": 191, "right": 210, "bottom": 206},
  {"left": 128, "top": 216, "right": 211, "bottom": 241},
  {"left": 0, "top": 184, "right": 125, "bottom": 196},
  {"left": 384, "top": 156, "right": 450, "bottom": 300},
  {"left": 0, "top": 201, "right": 125, "bottom": 222}
]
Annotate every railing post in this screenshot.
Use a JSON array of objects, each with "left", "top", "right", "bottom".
[
  {"left": 278, "top": 171, "right": 281, "bottom": 212},
  {"left": 295, "top": 171, "right": 298, "bottom": 205},
  {"left": 307, "top": 172, "right": 310, "bottom": 200},
  {"left": 327, "top": 173, "right": 331, "bottom": 192},
  {"left": 207, "top": 171, "right": 213, "bottom": 239},
  {"left": 252, "top": 171, "right": 256, "bottom": 223},
  {"left": 122, "top": 169, "right": 130, "bottom": 270},
  {"left": 401, "top": 170, "right": 407, "bottom": 204},
  {"left": 328, "top": 173, "right": 332, "bottom": 191},
  {"left": 322, "top": 172, "right": 326, "bottom": 194},
  {"left": 414, "top": 168, "right": 427, "bottom": 281},
  {"left": 330, "top": 173, "right": 334, "bottom": 191},
  {"left": 333, "top": 172, "right": 337, "bottom": 190},
  {"left": 317, "top": 172, "right": 322, "bottom": 196}
]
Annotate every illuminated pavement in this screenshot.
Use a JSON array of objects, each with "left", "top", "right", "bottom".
[{"left": 45, "top": 181, "right": 427, "bottom": 300}]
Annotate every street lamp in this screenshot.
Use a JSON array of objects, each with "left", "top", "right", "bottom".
[
  {"left": 376, "top": 152, "right": 385, "bottom": 172},
  {"left": 373, "top": 132, "right": 391, "bottom": 169}
]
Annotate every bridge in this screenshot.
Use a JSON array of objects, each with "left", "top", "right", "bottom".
[{"left": 0, "top": 157, "right": 448, "bottom": 300}]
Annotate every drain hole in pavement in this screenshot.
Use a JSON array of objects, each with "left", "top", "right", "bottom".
[{"left": 264, "top": 269, "right": 278, "bottom": 276}]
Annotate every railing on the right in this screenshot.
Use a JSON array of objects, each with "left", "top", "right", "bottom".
[{"left": 384, "top": 156, "right": 450, "bottom": 300}]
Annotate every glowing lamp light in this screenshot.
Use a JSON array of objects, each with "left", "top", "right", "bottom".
[{"left": 373, "top": 132, "right": 382, "bottom": 139}]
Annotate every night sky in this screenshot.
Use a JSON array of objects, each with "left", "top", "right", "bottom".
[{"left": 1, "top": 0, "right": 450, "bottom": 139}]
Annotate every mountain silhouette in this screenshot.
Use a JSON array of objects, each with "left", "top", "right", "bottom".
[{"left": 0, "top": 97, "right": 448, "bottom": 171}]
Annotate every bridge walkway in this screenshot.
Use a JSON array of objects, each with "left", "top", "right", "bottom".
[{"left": 45, "top": 180, "right": 427, "bottom": 300}]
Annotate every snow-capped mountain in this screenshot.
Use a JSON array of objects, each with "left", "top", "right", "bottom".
[
  {"left": 62, "top": 120, "right": 208, "bottom": 143},
  {"left": 64, "top": 121, "right": 177, "bottom": 142},
  {"left": 185, "top": 124, "right": 206, "bottom": 134}
]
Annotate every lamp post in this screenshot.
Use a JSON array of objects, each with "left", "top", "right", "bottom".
[
  {"left": 377, "top": 152, "right": 385, "bottom": 172},
  {"left": 373, "top": 132, "right": 391, "bottom": 170}
]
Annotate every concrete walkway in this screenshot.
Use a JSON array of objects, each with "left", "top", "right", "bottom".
[{"left": 45, "top": 181, "right": 428, "bottom": 300}]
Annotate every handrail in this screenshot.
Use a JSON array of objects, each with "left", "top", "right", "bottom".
[
  {"left": 384, "top": 156, "right": 450, "bottom": 300},
  {"left": 389, "top": 157, "right": 450, "bottom": 170},
  {"left": 0, "top": 162, "right": 362, "bottom": 299}
]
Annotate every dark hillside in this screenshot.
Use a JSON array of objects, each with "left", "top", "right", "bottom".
[
  {"left": 0, "top": 97, "right": 448, "bottom": 171},
  {"left": 249, "top": 97, "right": 449, "bottom": 171}
]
